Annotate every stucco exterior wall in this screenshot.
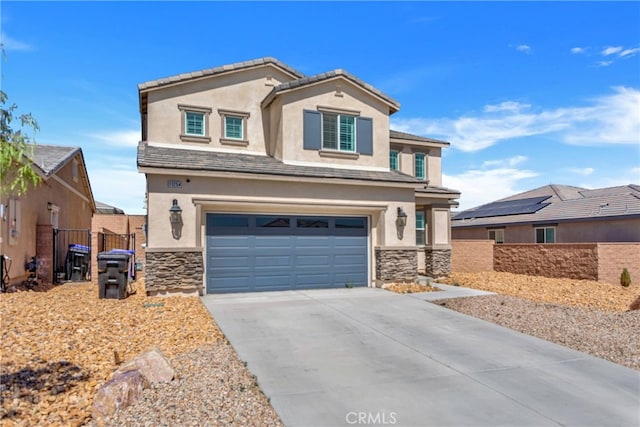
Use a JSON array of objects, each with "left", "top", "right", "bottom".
[
  {"left": 0, "top": 155, "right": 93, "bottom": 283},
  {"left": 597, "top": 243, "right": 640, "bottom": 285},
  {"left": 451, "top": 239, "right": 494, "bottom": 273},
  {"left": 145, "top": 66, "right": 295, "bottom": 154},
  {"left": 452, "top": 217, "right": 640, "bottom": 243},
  {"left": 274, "top": 80, "right": 390, "bottom": 170}
]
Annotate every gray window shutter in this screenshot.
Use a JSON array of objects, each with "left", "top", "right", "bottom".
[
  {"left": 356, "top": 117, "right": 373, "bottom": 155},
  {"left": 303, "top": 110, "right": 322, "bottom": 150}
]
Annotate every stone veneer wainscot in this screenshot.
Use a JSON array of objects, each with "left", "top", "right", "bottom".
[
  {"left": 145, "top": 249, "right": 203, "bottom": 295},
  {"left": 375, "top": 247, "right": 417, "bottom": 283},
  {"left": 424, "top": 248, "right": 451, "bottom": 277}
]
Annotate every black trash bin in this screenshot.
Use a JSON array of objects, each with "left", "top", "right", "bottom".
[
  {"left": 98, "top": 251, "right": 131, "bottom": 299},
  {"left": 66, "top": 244, "right": 90, "bottom": 281}
]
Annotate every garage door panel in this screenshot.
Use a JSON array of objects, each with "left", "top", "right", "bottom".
[{"left": 207, "top": 214, "right": 367, "bottom": 293}]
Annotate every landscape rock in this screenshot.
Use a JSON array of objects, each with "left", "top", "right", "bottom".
[
  {"left": 114, "top": 346, "right": 174, "bottom": 384},
  {"left": 91, "top": 370, "right": 145, "bottom": 423}
]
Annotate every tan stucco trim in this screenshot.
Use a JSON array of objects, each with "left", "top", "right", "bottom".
[
  {"left": 192, "top": 196, "right": 389, "bottom": 213},
  {"left": 138, "top": 166, "right": 420, "bottom": 189},
  {"left": 317, "top": 105, "right": 361, "bottom": 116},
  {"left": 374, "top": 246, "right": 419, "bottom": 251},
  {"left": 219, "top": 138, "right": 249, "bottom": 147},
  {"left": 263, "top": 76, "right": 399, "bottom": 113},
  {"left": 318, "top": 150, "right": 360, "bottom": 160},
  {"left": 145, "top": 247, "right": 203, "bottom": 253}
]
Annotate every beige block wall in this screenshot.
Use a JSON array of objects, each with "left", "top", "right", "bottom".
[
  {"left": 494, "top": 244, "right": 599, "bottom": 280},
  {"left": 451, "top": 240, "right": 494, "bottom": 273},
  {"left": 597, "top": 243, "right": 640, "bottom": 285}
]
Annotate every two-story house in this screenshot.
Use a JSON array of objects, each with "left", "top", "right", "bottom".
[{"left": 137, "top": 57, "right": 459, "bottom": 296}]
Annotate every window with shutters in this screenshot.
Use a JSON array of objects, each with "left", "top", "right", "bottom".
[
  {"left": 322, "top": 113, "right": 355, "bottom": 152},
  {"left": 303, "top": 109, "right": 373, "bottom": 156}
]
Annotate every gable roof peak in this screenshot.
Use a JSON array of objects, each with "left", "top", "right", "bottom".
[{"left": 138, "top": 57, "right": 305, "bottom": 91}]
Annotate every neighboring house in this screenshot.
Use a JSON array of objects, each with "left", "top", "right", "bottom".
[
  {"left": 90, "top": 201, "right": 147, "bottom": 283},
  {"left": 452, "top": 184, "right": 640, "bottom": 243},
  {"left": 0, "top": 145, "right": 96, "bottom": 286},
  {"left": 137, "top": 57, "right": 459, "bottom": 296}
]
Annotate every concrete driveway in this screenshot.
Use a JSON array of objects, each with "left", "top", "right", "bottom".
[{"left": 202, "top": 287, "right": 640, "bottom": 427}]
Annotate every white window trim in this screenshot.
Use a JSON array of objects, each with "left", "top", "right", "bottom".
[
  {"left": 321, "top": 112, "right": 357, "bottom": 153},
  {"left": 414, "top": 153, "right": 426, "bottom": 180},
  {"left": 390, "top": 150, "right": 399, "bottom": 171},
  {"left": 416, "top": 211, "right": 426, "bottom": 246},
  {"left": 49, "top": 204, "right": 60, "bottom": 229}
]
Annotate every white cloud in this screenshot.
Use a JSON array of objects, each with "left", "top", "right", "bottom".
[
  {"left": 85, "top": 130, "right": 140, "bottom": 148},
  {"left": 619, "top": 47, "right": 640, "bottom": 57},
  {"left": 571, "top": 47, "right": 586, "bottom": 54},
  {"left": 601, "top": 46, "right": 623, "bottom": 56},
  {"left": 481, "top": 155, "right": 527, "bottom": 168},
  {"left": 515, "top": 44, "right": 531, "bottom": 53},
  {"left": 568, "top": 167, "right": 595, "bottom": 176},
  {"left": 596, "top": 60, "right": 613, "bottom": 67},
  {"left": 0, "top": 32, "right": 34, "bottom": 52},
  {"left": 483, "top": 101, "right": 530, "bottom": 113},
  {"left": 391, "top": 86, "right": 640, "bottom": 152},
  {"left": 444, "top": 166, "right": 538, "bottom": 211}
]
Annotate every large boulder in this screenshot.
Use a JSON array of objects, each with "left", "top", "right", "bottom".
[
  {"left": 91, "top": 370, "right": 145, "bottom": 423},
  {"left": 114, "top": 346, "right": 174, "bottom": 383}
]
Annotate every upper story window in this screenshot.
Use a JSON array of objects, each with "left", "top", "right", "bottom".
[
  {"left": 389, "top": 150, "right": 399, "bottom": 171},
  {"left": 186, "top": 112, "right": 204, "bottom": 136},
  {"left": 219, "top": 109, "right": 250, "bottom": 146},
  {"left": 179, "top": 104, "right": 212, "bottom": 142},
  {"left": 535, "top": 226, "right": 555, "bottom": 243},
  {"left": 225, "top": 116, "right": 243, "bottom": 139},
  {"left": 322, "top": 113, "right": 355, "bottom": 152},
  {"left": 414, "top": 153, "right": 426, "bottom": 180},
  {"left": 488, "top": 228, "right": 504, "bottom": 244},
  {"left": 72, "top": 159, "right": 79, "bottom": 182},
  {"left": 303, "top": 109, "right": 373, "bottom": 157}
]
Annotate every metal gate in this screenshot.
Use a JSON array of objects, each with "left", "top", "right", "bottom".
[
  {"left": 97, "top": 232, "right": 135, "bottom": 254},
  {"left": 53, "top": 229, "right": 92, "bottom": 283}
]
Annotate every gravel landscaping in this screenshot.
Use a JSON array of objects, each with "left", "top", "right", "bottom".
[
  {"left": 2, "top": 271, "right": 638, "bottom": 426},
  {"left": 434, "top": 272, "right": 640, "bottom": 371}
]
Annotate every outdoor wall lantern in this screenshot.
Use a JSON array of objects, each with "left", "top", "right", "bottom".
[
  {"left": 396, "top": 207, "right": 408, "bottom": 240},
  {"left": 169, "top": 199, "right": 183, "bottom": 240}
]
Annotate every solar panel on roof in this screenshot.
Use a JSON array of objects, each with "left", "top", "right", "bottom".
[{"left": 453, "top": 196, "right": 551, "bottom": 220}]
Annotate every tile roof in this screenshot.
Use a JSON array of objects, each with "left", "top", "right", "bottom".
[
  {"left": 138, "top": 57, "right": 304, "bottom": 91},
  {"left": 95, "top": 201, "right": 126, "bottom": 215},
  {"left": 452, "top": 184, "right": 640, "bottom": 227},
  {"left": 29, "top": 144, "right": 81, "bottom": 177},
  {"left": 270, "top": 69, "right": 400, "bottom": 112},
  {"left": 390, "top": 129, "right": 449, "bottom": 146},
  {"left": 137, "top": 143, "right": 423, "bottom": 185}
]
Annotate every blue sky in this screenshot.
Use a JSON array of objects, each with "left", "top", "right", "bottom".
[{"left": 2, "top": 1, "right": 639, "bottom": 214}]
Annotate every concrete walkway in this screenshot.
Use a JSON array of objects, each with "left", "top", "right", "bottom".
[{"left": 203, "top": 287, "right": 640, "bottom": 427}]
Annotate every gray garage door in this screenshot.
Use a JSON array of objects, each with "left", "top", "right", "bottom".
[{"left": 206, "top": 214, "right": 368, "bottom": 293}]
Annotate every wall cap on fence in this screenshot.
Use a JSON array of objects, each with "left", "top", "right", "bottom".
[{"left": 145, "top": 247, "right": 203, "bottom": 253}]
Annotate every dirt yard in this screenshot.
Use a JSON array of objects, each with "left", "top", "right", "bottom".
[
  {"left": 0, "top": 281, "right": 222, "bottom": 426},
  {"left": 439, "top": 271, "right": 639, "bottom": 312},
  {"left": 2, "top": 272, "right": 638, "bottom": 426}
]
